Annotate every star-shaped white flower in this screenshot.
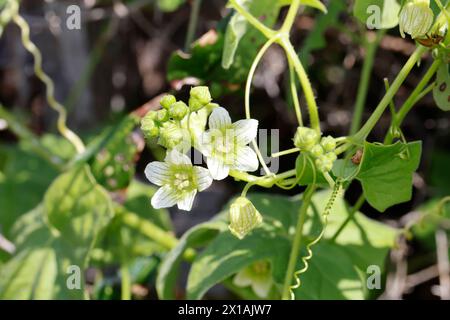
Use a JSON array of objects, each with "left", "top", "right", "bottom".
[
  {"left": 145, "top": 150, "right": 213, "bottom": 211},
  {"left": 200, "top": 107, "right": 259, "bottom": 180}
]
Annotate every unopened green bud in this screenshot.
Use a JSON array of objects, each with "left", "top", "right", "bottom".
[
  {"left": 170, "top": 101, "right": 189, "bottom": 120},
  {"left": 315, "top": 157, "right": 333, "bottom": 173},
  {"left": 310, "top": 145, "right": 324, "bottom": 158},
  {"left": 321, "top": 136, "right": 337, "bottom": 152},
  {"left": 189, "top": 86, "right": 212, "bottom": 111},
  {"left": 160, "top": 94, "right": 177, "bottom": 109},
  {"left": 293, "top": 127, "right": 320, "bottom": 151},
  {"left": 324, "top": 152, "right": 337, "bottom": 162},
  {"left": 399, "top": 0, "right": 434, "bottom": 39},
  {"left": 156, "top": 109, "right": 170, "bottom": 123},
  {"left": 159, "top": 122, "right": 185, "bottom": 149},
  {"left": 141, "top": 114, "right": 159, "bottom": 138},
  {"left": 229, "top": 197, "right": 263, "bottom": 240}
]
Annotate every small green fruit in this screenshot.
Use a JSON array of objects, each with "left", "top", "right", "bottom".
[
  {"left": 189, "top": 86, "right": 212, "bottom": 111},
  {"left": 170, "top": 101, "right": 189, "bottom": 120}
]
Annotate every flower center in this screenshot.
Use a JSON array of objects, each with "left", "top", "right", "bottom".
[{"left": 173, "top": 173, "right": 191, "bottom": 191}]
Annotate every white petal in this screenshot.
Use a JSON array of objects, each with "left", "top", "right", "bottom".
[
  {"left": 234, "top": 146, "right": 259, "bottom": 172},
  {"left": 165, "top": 149, "right": 192, "bottom": 166},
  {"left": 177, "top": 190, "right": 197, "bottom": 211},
  {"left": 194, "top": 166, "right": 213, "bottom": 191},
  {"left": 252, "top": 278, "right": 272, "bottom": 298},
  {"left": 207, "top": 157, "right": 230, "bottom": 180},
  {"left": 144, "top": 162, "right": 170, "bottom": 186},
  {"left": 151, "top": 185, "right": 178, "bottom": 209},
  {"left": 198, "top": 131, "right": 213, "bottom": 157},
  {"left": 209, "top": 107, "right": 231, "bottom": 130},
  {"left": 233, "top": 119, "right": 258, "bottom": 145}
]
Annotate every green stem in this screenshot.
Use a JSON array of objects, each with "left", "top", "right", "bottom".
[
  {"left": 280, "top": 37, "right": 320, "bottom": 132},
  {"left": 281, "top": 184, "right": 316, "bottom": 300},
  {"left": 228, "top": 0, "right": 275, "bottom": 39},
  {"left": 288, "top": 59, "right": 303, "bottom": 125},
  {"left": 352, "top": 46, "right": 427, "bottom": 144},
  {"left": 229, "top": 169, "right": 296, "bottom": 188},
  {"left": 120, "top": 264, "right": 131, "bottom": 300},
  {"left": 385, "top": 59, "right": 441, "bottom": 144},
  {"left": 272, "top": 147, "right": 300, "bottom": 158},
  {"left": 349, "top": 30, "right": 385, "bottom": 136},
  {"left": 330, "top": 195, "right": 365, "bottom": 242},
  {"left": 281, "top": 0, "right": 301, "bottom": 33},
  {"left": 121, "top": 211, "right": 196, "bottom": 262},
  {"left": 184, "top": 0, "right": 202, "bottom": 52}
]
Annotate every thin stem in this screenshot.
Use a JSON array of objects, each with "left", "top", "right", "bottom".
[
  {"left": 330, "top": 195, "right": 365, "bottom": 242},
  {"left": 272, "top": 147, "right": 300, "bottom": 158},
  {"left": 280, "top": 37, "right": 320, "bottom": 132},
  {"left": 245, "top": 37, "right": 279, "bottom": 176},
  {"left": 228, "top": 0, "right": 275, "bottom": 39},
  {"left": 352, "top": 46, "right": 427, "bottom": 143},
  {"left": 288, "top": 59, "right": 303, "bottom": 125},
  {"left": 229, "top": 169, "right": 296, "bottom": 188},
  {"left": 121, "top": 211, "right": 196, "bottom": 262},
  {"left": 282, "top": 184, "right": 316, "bottom": 300},
  {"left": 349, "top": 30, "right": 385, "bottom": 136},
  {"left": 280, "top": 0, "right": 301, "bottom": 33},
  {"left": 184, "top": 0, "right": 202, "bottom": 52},
  {"left": 385, "top": 59, "right": 441, "bottom": 144},
  {"left": 120, "top": 264, "right": 131, "bottom": 300},
  {"left": 12, "top": 13, "right": 85, "bottom": 153}
]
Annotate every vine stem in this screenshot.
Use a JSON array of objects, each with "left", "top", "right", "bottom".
[
  {"left": 281, "top": 184, "right": 316, "bottom": 300},
  {"left": 288, "top": 59, "right": 303, "bottom": 125},
  {"left": 184, "top": 0, "right": 202, "bottom": 52},
  {"left": 245, "top": 37, "right": 279, "bottom": 176},
  {"left": 280, "top": 0, "right": 301, "bottom": 33},
  {"left": 385, "top": 59, "right": 441, "bottom": 144},
  {"left": 120, "top": 264, "right": 131, "bottom": 300},
  {"left": 12, "top": 13, "right": 85, "bottom": 153},
  {"left": 280, "top": 37, "right": 321, "bottom": 133},
  {"left": 349, "top": 30, "right": 385, "bottom": 136},
  {"left": 351, "top": 46, "right": 427, "bottom": 144},
  {"left": 228, "top": 0, "right": 275, "bottom": 39}
]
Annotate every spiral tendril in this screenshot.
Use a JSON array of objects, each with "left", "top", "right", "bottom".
[{"left": 289, "top": 179, "right": 343, "bottom": 300}]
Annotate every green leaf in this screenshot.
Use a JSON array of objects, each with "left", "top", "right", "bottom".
[
  {"left": 44, "top": 166, "right": 114, "bottom": 248},
  {"left": 184, "top": 191, "right": 397, "bottom": 299},
  {"left": 356, "top": 141, "right": 422, "bottom": 212},
  {"left": 353, "top": 0, "right": 401, "bottom": 29},
  {"left": 295, "top": 153, "right": 328, "bottom": 186},
  {"left": 222, "top": 0, "right": 280, "bottom": 69},
  {"left": 278, "top": 0, "right": 327, "bottom": 13},
  {"left": 156, "top": 221, "right": 227, "bottom": 299},
  {"left": 0, "top": 141, "right": 61, "bottom": 237},
  {"left": 187, "top": 226, "right": 291, "bottom": 299},
  {"left": 433, "top": 63, "right": 450, "bottom": 111},
  {"left": 157, "top": 0, "right": 185, "bottom": 12},
  {"left": 89, "top": 115, "right": 140, "bottom": 191}
]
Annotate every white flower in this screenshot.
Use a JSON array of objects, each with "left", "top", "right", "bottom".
[
  {"left": 144, "top": 150, "right": 213, "bottom": 211},
  {"left": 199, "top": 107, "right": 259, "bottom": 180},
  {"left": 233, "top": 261, "right": 273, "bottom": 298}
]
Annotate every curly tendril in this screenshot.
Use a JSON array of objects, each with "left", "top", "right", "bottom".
[
  {"left": 289, "top": 179, "right": 343, "bottom": 300},
  {"left": 12, "top": 10, "right": 85, "bottom": 153}
]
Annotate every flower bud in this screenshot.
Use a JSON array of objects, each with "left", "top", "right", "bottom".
[
  {"left": 160, "top": 94, "right": 177, "bottom": 110},
  {"left": 189, "top": 86, "right": 212, "bottom": 111},
  {"left": 399, "top": 0, "right": 434, "bottom": 39},
  {"left": 158, "top": 122, "right": 185, "bottom": 149},
  {"left": 229, "top": 197, "right": 263, "bottom": 240},
  {"left": 320, "top": 136, "right": 337, "bottom": 152},
  {"left": 310, "top": 145, "right": 324, "bottom": 158},
  {"left": 293, "top": 127, "right": 320, "bottom": 151},
  {"left": 324, "top": 152, "right": 337, "bottom": 162},
  {"left": 141, "top": 112, "right": 160, "bottom": 138},
  {"left": 315, "top": 157, "right": 334, "bottom": 173},
  {"left": 156, "top": 109, "right": 170, "bottom": 123},
  {"left": 169, "top": 101, "right": 189, "bottom": 120}
]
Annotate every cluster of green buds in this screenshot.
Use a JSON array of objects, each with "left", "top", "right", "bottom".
[
  {"left": 294, "top": 127, "right": 338, "bottom": 173},
  {"left": 140, "top": 86, "right": 213, "bottom": 150},
  {"left": 228, "top": 197, "right": 263, "bottom": 240},
  {"left": 399, "top": 0, "right": 434, "bottom": 39}
]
